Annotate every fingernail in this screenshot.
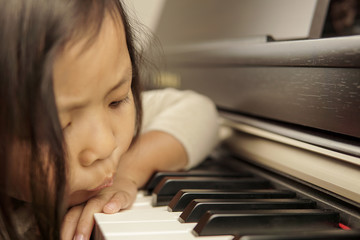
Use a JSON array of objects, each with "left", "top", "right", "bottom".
[
  {"left": 73, "top": 234, "right": 85, "bottom": 240},
  {"left": 104, "top": 202, "right": 117, "bottom": 212}
]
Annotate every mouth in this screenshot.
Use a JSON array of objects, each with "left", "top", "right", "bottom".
[{"left": 89, "top": 175, "right": 114, "bottom": 192}]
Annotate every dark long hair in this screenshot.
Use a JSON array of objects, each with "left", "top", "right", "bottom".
[{"left": 0, "top": 0, "right": 142, "bottom": 239}]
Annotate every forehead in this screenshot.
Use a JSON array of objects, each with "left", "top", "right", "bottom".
[
  {"left": 63, "top": 8, "right": 125, "bottom": 58},
  {"left": 53, "top": 12, "right": 131, "bottom": 105}
]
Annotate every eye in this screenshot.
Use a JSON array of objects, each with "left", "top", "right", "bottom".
[{"left": 109, "top": 96, "right": 130, "bottom": 108}]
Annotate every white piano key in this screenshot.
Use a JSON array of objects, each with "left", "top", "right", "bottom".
[
  {"left": 104, "top": 233, "right": 234, "bottom": 240},
  {"left": 98, "top": 221, "right": 196, "bottom": 234},
  {"left": 132, "top": 191, "right": 152, "bottom": 202},
  {"left": 94, "top": 208, "right": 180, "bottom": 223}
]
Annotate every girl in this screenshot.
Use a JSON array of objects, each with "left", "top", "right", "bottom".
[{"left": 0, "top": 0, "right": 219, "bottom": 240}]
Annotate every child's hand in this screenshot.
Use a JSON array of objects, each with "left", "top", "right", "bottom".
[{"left": 61, "top": 176, "right": 137, "bottom": 240}]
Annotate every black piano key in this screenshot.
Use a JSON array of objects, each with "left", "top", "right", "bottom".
[
  {"left": 152, "top": 177, "right": 271, "bottom": 206},
  {"left": 168, "top": 189, "right": 297, "bottom": 212},
  {"left": 145, "top": 171, "right": 252, "bottom": 193},
  {"left": 236, "top": 229, "right": 360, "bottom": 240},
  {"left": 180, "top": 198, "right": 316, "bottom": 223},
  {"left": 193, "top": 209, "right": 339, "bottom": 236}
]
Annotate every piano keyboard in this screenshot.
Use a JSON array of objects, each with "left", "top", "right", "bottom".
[
  {"left": 94, "top": 191, "right": 234, "bottom": 240},
  {"left": 94, "top": 157, "right": 360, "bottom": 240}
]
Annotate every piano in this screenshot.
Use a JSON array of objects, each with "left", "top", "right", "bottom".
[{"left": 94, "top": 0, "right": 360, "bottom": 239}]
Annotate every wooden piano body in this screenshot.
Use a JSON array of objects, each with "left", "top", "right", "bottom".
[{"left": 94, "top": 0, "right": 360, "bottom": 239}]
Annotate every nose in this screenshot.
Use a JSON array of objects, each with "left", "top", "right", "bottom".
[{"left": 78, "top": 113, "right": 117, "bottom": 167}]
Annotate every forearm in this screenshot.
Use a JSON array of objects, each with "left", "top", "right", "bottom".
[
  {"left": 118, "top": 89, "right": 220, "bottom": 188},
  {"left": 116, "top": 130, "right": 188, "bottom": 188}
]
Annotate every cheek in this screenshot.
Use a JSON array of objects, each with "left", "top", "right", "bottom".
[{"left": 63, "top": 92, "right": 137, "bottom": 197}]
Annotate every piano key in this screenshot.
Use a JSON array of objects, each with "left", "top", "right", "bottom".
[
  {"left": 179, "top": 198, "right": 316, "bottom": 223},
  {"left": 236, "top": 229, "right": 360, "bottom": 240},
  {"left": 152, "top": 177, "right": 271, "bottom": 206},
  {"left": 193, "top": 209, "right": 339, "bottom": 236},
  {"left": 146, "top": 171, "right": 252, "bottom": 193},
  {"left": 103, "top": 232, "right": 234, "bottom": 240},
  {"left": 95, "top": 208, "right": 181, "bottom": 222},
  {"left": 97, "top": 220, "right": 196, "bottom": 234},
  {"left": 168, "top": 189, "right": 297, "bottom": 212}
]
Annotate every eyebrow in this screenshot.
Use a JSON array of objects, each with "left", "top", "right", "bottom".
[{"left": 105, "top": 74, "right": 131, "bottom": 97}]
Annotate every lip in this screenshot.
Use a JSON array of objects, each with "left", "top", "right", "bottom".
[{"left": 89, "top": 176, "right": 114, "bottom": 192}]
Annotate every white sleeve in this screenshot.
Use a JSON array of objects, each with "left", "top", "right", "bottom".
[{"left": 141, "top": 88, "right": 220, "bottom": 169}]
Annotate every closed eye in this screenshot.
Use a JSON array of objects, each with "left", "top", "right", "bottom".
[{"left": 109, "top": 95, "right": 130, "bottom": 108}]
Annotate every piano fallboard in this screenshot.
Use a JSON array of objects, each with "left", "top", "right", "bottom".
[{"left": 151, "top": 35, "right": 360, "bottom": 139}]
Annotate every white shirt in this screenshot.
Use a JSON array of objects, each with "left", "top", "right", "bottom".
[{"left": 142, "top": 88, "right": 220, "bottom": 169}]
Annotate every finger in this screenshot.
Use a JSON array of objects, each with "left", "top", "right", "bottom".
[
  {"left": 73, "top": 196, "right": 108, "bottom": 240},
  {"left": 103, "top": 191, "right": 130, "bottom": 213},
  {"left": 61, "top": 204, "right": 84, "bottom": 240}
]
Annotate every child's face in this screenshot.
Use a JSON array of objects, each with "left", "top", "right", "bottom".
[{"left": 53, "top": 14, "right": 135, "bottom": 206}]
